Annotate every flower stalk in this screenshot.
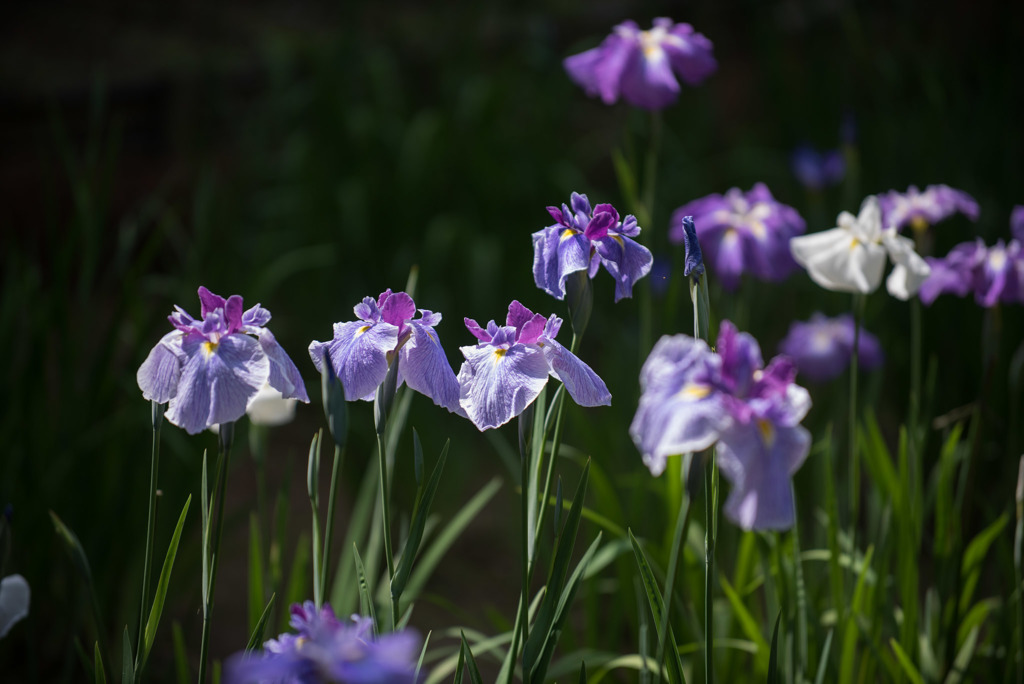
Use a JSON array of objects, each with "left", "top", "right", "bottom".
[
  {"left": 198, "top": 420, "right": 234, "bottom": 684},
  {"left": 135, "top": 401, "right": 163, "bottom": 674}
]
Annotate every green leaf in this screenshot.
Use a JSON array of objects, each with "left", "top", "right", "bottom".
[
  {"left": 959, "top": 513, "right": 1009, "bottom": 613},
  {"left": 889, "top": 638, "right": 924, "bottom": 684},
  {"left": 452, "top": 636, "right": 466, "bottom": 684},
  {"left": 201, "top": 450, "right": 210, "bottom": 605},
  {"left": 248, "top": 513, "right": 265, "bottom": 634},
  {"left": 51, "top": 510, "right": 107, "bottom": 666},
  {"left": 122, "top": 626, "right": 135, "bottom": 684},
  {"left": 246, "top": 594, "right": 277, "bottom": 652},
  {"left": 579, "top": 660, "right": 587, "bottom": 684},
  {"left": 172, "top": 621, "right": 189, "bottom": 684},
  {"left": 413, "top": 429, "right": 424, "bottom": 487},
  {"left": 459, "top": 632, "right": 484, "bottom": 684},
  {"left": 281, "top": 533, "right": 310, "bottom": 633},
  {"left": 353, "top": 544, "right": 378, "bottom": 636},
  {"left": 956, "top": 597, "right": 998, "bottom": 648},
  {"left": 813, "top": 629, "right": 834, "bottom": 684},
  {"left": 415, "top": 630, "right": 431, "bottom": 683},
  {"left": 943, "top": 626, "right": 979, "bottom": 684},
  {"left": 629, "top": 530, "right": 686, "bottom": 684},
  {"left": 391, "top": 439, "right": 449, "bottom": 601},
  {"left": 720, "top": 576, "right": 770, "bottom": 673},
  {"left": 838, "top": 546, "right": 874, "bottom": 684},
  {"left": 94, "top": 642, "right": 107, "bottom": 684},
  {"left": 140, "top": 495, "right": 191, "bottom": 672},
  {"left": 766, "top": 611, "right": 782, "bottom": 684}
]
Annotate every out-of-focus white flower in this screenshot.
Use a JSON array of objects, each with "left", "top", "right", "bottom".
[
  {"left": 0, "top": 574, "right": 30, "bottom": 638},
  {"left": 246, "top": 384, "right": 298, "bottom": 426},
  {"left": 789, "top": 195, "right": 930, "bottom": 299}
]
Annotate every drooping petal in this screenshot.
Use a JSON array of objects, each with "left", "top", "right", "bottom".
[
  {"left": 167, "top": 334, "right": 270, "bottom": 434},
  {"left": 882, "top": 231, "right": 931, "bottom": 300},
  {"left": 557, "top": 231, "right": 594, "bottom": 294},
  {"left": 716, "top": 421, "right": 810, "bottom": 531},
  {"left": 620, "top": 43, "right": 680, "bottom": 109},
  {"left": 790, "top": 227, "right": 886, "bottom": 294},
  {"left": 563, "top": 46, "right": 605, "bottom": 98},
  {"left": 540, "top": 337, "right": 611, "bottom": 407},
  {"left": 457, "top": 344, "right": 551, "bottom": 431},
  {"left": 137, "top": 331, "right": 185, "bottom": 403},
  {"left": 592, "top": 35, "right": 634, "bottom": 104},
  {"left": 310, "top": 320, "right": 399, "bottom": 402},
  {"left": 257, "top": 329, "right": 310, "bottom": 402},
  {"left": 0, "top": 574, "right": 30, "bottom": 638},
  {"left": 247, "top": 384, "right": 298, "bottom": 426},
  {"left": 595, "top": 233, "right": 654, "bottom": 301},
  {"left": 398, "top": 321, "right": 464, "bottom": 415},
  {"left": 630, "top": 389, "right": 725, "bottom": 476}
]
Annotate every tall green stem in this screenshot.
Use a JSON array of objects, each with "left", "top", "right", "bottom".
[
  {"left": 198, "top": 423, "right": 233, "bottom": 684},
  {"left": 320, "top": 445, "right": 345, "bottom": 609},
  {"left": 704, "top": 455, "right": 716, "bottom": 684},
  {"left": 136, "top": 402, "right": 162, "bottom": 673},
  {"left": 655, "top": 490, "right": 693, "bottom": 683},
  {"left": 376, "top": 433, "right": 397, "bottom": 629},
  {"left": 848, "top": 294, "right": 865, "bottom": 535}
]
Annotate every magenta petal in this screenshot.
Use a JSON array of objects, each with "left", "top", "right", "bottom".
[
  {"left": 464, "top": 317, "right": 492, "bottom": 342},
  {"left": 224, "top": 295, "right": 244, "bottom": 333},
  {"left": 198, "top": 286, "right": 227, "bottom": 318},
  {"left": 583, "top": 211, "right": 616, "bottom": 240},
  {"left": 379, "top": 291, "right": 416, "bottom": 328}
]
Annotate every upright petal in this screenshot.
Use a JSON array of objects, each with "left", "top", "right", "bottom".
[
  {"left": 257, "top": 329, "right": 310, "bottom": 402},
  {"left": 540, "top": 338, "right": 611, "bottom": 407},
  {"left": 378, "top": 291, "right": 417, "bottom": 329},
  {"left": 398, "top": 321, "right": 464, "bottom": 415},
  {"left": 167, "top": 334, "right": 270, "bottom": 434},
  {"left": 198, "top": 286, "right": 227, "bottom": 318},
  {"left": 457, "top": 344, "right": 550, "bottom": 431},
  {"left": 137, "top": 331, "right": 185, "bottom": 403}
]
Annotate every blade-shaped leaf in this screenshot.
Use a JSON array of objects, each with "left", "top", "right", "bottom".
[
  {"left": 248, "top": 513, "right": 265, "bottom": 634},
  {"left": 94, "top": 642, "right": 107, "bottom": 684},
  {"left": 392, "top": 439, "right": 449, "bottom": 601},
  {"left": 353, "top": 544, "right": 378, "bottom": 637},
  {"left": 140, "top": 495, "right": 191, "bottom": 672},
  {"left": 122, "top": 626, "right": 135, "bottom": 684},
  {"left": 460, "top": 632, "right": 484, "bottom": 684},
  {"left": 629, "top": 530, "right": 686, "bottom": 684},
  {"left": 766, "top": 611, "right": 782, "bottom": 684},
  {"left": 246, "top": 594, "right": 277, "bottom": 652}
]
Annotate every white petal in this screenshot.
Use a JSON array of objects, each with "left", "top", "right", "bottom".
[
  {"left": 854, "top": 195, "right": 883, "bottom": 242},
  {"left": 0, "top": 574, "right": 30, "bottom": 638},
  {"left": 247, "top": 384, "right": 298, "bottom": 426},
  {"left": 791, "top": 228, "right": 885, "bottom": 294},
  {"left": 883, "top": 231, "right": 931, "bottom": 300}
]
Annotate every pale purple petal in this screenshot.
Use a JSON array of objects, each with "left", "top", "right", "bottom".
[
  {"left": 137, "top": 331, "right": 185, "bottom": 403},
  {"left": 540, "top": 337, "right": 611, "bottom": 407},
  {"left": 1012, "top": 206, "right": 1024, "bottom": 243},
  {"left": 595, "top": 233, "right": 654, "bottom": 301},
  {"left": 398, "top": 320, "right": 464, "bottom": 415},
  {"left": 457, "top": 344, "right": 550, "bottom": 431},
  {"left": 310, "top": 320, "right": 399, "bottom": 402},
  {"left": 167, "top": 334, "right": 270, "bottom": 434},
  {"left": 242, "top": 304, "right": 272, "bottom": 328},
  {"left": 716, "top": 421, "right": 810, "bottom": 531},
  {"left": 620, "top": 47, "right": 680, "bottom": 109},
  {"left": 716, "top": 321, "right": 763, "bottom": 396},
  {"left": 257, "top": 329, "right": 310, "bottom": 402},
  {"left": 464, "top": 317, "right": 493, "bottom": 342}
]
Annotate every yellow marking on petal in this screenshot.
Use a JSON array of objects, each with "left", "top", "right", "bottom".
[
  {"left": 613, "top": 234, "right": 624, "bottom": 247},
  {"left": 295, "top": 636, "right": 307, "bottom": 650},
  {"left": 849, "top": 238, "right": 860, "bottom": 250},
  {"left": 356, "top": 325, "right": 370, "bottom": 336},
  {"left": 989, "top": 249, "right": 1007, "bottom": 270},
  {"left": 753, "top": 370, "right": 764, "bottom": 381},
  {"left": 561, "top": 228, "right": 578, "bottom": 241},
  {"left": 910, "top": 215, "right": 929, "bottom": 233},
  {"left": 493, "top": 349, "right": 507, "bottom": 362},
  {"left": 201, "top": 341, "right": 218, "bottom": 357},
  {"left": 757, "top": 419, "right": 775, "bottom": 447},
  {"left": 678, "top": 383, "right": 711, "bottom": 400},
  {"left": 748, "top": 220, "right": 767, "bottom": 239},
  {"left": 724, "top": 229, "right": 739, "bottom": 244}
]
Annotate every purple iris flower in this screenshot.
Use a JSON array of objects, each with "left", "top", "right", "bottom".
[
  {"left": 879, "top": 184, "right": 979, "bottom": 232},
  {"left": 1012, "top": 205, "right": 1024, "bottom": 242},
  {"left": 668, "top": 183, "right": 806, "bottom": 290},
  {"left": 790, "top": 144, "right": 845, "bottom": 191},
  {"left": 457, "top": 301, "right": 611, "bottom": 431},
  {"left": 630, "top": 321, "right": 811, "bottom": 530},
  {"left": 920, "top": 237, "right": 1023, "bottom": 307},
  {"left": 226, "top": 602, "right": 421, "bottom": 684},
  {"left": 309, "top": 290, "right": 462, "bottom": 414},
  {"left": 533, "top": 192, "right": 653, "bottom": 302},
  {"left": 564, "top": 17, "right": 716, "bottom": 110},
  {"left": 137, "top": 286, "right": 309, "bottom": 435},
  {"left": 778, "top": 313, "right": 884, "bottom": 382}
]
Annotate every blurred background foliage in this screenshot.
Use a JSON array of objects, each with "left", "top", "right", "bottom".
[{"left": 1, "top": 0, "right": 1022, "bottom": 680}]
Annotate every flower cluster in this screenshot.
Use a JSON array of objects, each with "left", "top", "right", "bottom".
[
  {"left": 919, "top": 210, "right": 1024, "bottom": 307},
  {"left": 669, "top": 183, "right": 806, "bottom": 290},
  {"left": 137, "top": 287, "right": 309, "bottom": 434},
  {"left": 791, "top": 144, "right": 845, "bottom": 191},
  {"left": 564, "top": 18, "right": 716, "bottom": 110},
  {"left": 789, "top": 195, "right": 931, "bottom": 300},
  {"left": 630, "top": 322, "right": 811, "bottom": 530},
  {"left": 879, "top": 184, "right": 979, "bottom": 232},
  {"left": 779, "top": 313, "right": 884, "bottom": 382},
  {"left": 533, "top": 193, "right": 653, "bottom": 302},
  {"left": 457, "top": 301, "right": 611, "bottom": 431},
  {"left": 309, "top": 289, "right": 462, "bottom": 414},
  {"left": 226, "top": 602, "right": 421, "bottom": 684}
]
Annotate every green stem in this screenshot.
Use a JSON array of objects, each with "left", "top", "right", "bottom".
[
  {"left": 909, "top": 298, "right": 922, "bottom": 526},
  {"left": 655, "top": 489, "right": 693, "bottom": 683},
  {"left": 320, "top": 445, "right": 345, "bottom": 610},
  {"left": 376, "top": 433, "right": 397, "bottom": 629},
  {"left": 136, "top": 402, "right": 162, "bottom": 673},
  {"left": 513, "top": 444, "right": 531, "bottom": 683},
  {"left": 704, "top": 453, "right": 716, "bottom": 684},
  {"left": 198, "top": 424, "right": 233, "bottom": 684},
  {"left": 848, "top": 294, "right": 864, "bottom": 537}
]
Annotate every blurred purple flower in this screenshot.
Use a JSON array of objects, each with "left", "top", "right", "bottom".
[
  {"left": 533, "top": 192, "right": 653, "bottom": 302},
  {"left": 669, "top": 183, "right": 806, "bottom": 290},
  {"left": 790, "top": 144, "right": 845, "bottom": 191},
  {"left": 457, "top": 301, "right": 610, "bottom": 431},
  {"left": 137, "top": 286, "right": 309, "bottom": 435},
  {"left": 564, "top": 17, "right": 716, "bottom": 110},
  {"left": 921, "top": 236, "right": 1023, "bottom": 307},
  {"left": 1011, "top": 205, "right": 1024, "bottom": 242},
  {"left": 630, "top": 321, "right": 811, "bottom": 530},
  {"left": 879, "top": 184, "right": 979, "bottom": 232},
  {"left": 778, "top": 313, "right": 884, "bottom": 382},
  {"left": 309, "top": 289, "right": 462, "bottom": 414},
  {"left": 226, "top": 602, "right": 420, "bottom": 684}
]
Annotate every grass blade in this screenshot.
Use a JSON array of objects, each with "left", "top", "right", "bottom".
[
  {"left": 94, "top": 642, "right": 106, "bottom": 684},
  {"left": 172, "top": 621, "right": 189, "bottom": 684},
  {"left": 460, "top": 631, "right": 485, "bottom": 684},
  {"left": 122, "top": 626, "right": 135, "bottom": 684},
  {"left": 720, "top": 576, "right": 770, "bottom": 674},
  {"left": 889, "top": 638, "right": 924, "bottom": 684},
  {"left": 813, "top": 629, "right": 834, "bottom": 684},
  {"left": 392, "top": 439, "right": 450, "bottom": 602},
  {"left": 248, "top": 512, "right": 265, "bottom": 634},
  {"left": 140, "top": 495, "right": 191, "bottom": 673},
  {"left": 353, "top": 543, "right": 378, "bottom": 636},
  {"left": 766, "top": 611, "right": 782, "bottom": 684},
  {"left": 629, "top": 529, "right": 686, "bottom": 684},
  {"left": 245, "top": 593, "right": 277, "bottom": 652}
]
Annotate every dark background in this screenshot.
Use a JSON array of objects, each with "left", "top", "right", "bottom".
[{"left": 2, "top": 0, "right": 1022, "bottom": 680}]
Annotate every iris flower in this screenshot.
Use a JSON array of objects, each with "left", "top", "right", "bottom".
[
  {"left": 790, "top": 144, "right": 845, "bottom": 191},
  {"left": 630, "top": 321, "right": 811, "bottom": 530},
  {"left": 564, "top": 17, "right": 716, "bottom": 110},
  {"left": 879, "top": 184, "right": 979, "bottom": 233},
  {"left": 533, "top": 192, "right": 653, "bottom": 302},
  {"left": 137, "top": 287, "right": 309, "bottom": 435},
  {"left": 669, "top": 183, "right": 806, "bottom": 290},
  {"left": 226, "top": 602, "right": 420, "bottom": 684},
  {"left": 778, "top": 313, "right": 884, "bottom": 382},
  {"left": 921, "top": 237, "right": 1023, "bottom": 307},
  {"left": 457, "top": 301, "right": 611, "bottom": 431},
  {"left": 309, "top": 289, "right": 462, "bottom": 414},
  {"left": 789, "top": 195, "right": 931, "bottom": 300}
]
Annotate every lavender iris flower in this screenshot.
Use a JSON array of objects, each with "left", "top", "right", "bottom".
[
  {"left": 309, "top": 290, "right": 462, "bottom": 414},
  {"left": 778, "top": 313, "right": 884, "bottom": 382},
  {"left": 630, "top": 321, "right": 811, "bottom": 530},
  {"left": 226, "top": 602, "right": 420, "bottom": 684},
  {"left": 879, "top": 184, "right": 979, "bottom": 232},
  {"left": 669, "top": 183, "right": 806, "bottom": 290},
  {"left": 137, "top": 287, "right": 309, "bottom": 435},
  {"left": 564, "top": 17, "right": 716, "bottom": 110},
  {"left": 457, "top": 301, "right": 611, "bottom": 431},
  {"left": 1012, "top": 205, "right": 1024, "bottom": 242},
  {"left": 533, "top": 192, "right": 653, "bottom": 302},
  {"left": 790, "top": 144, "right": 845, "bottom": 191},
  {"left": 921, "top": 237, "right": 1023, "bottom": 307}
]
